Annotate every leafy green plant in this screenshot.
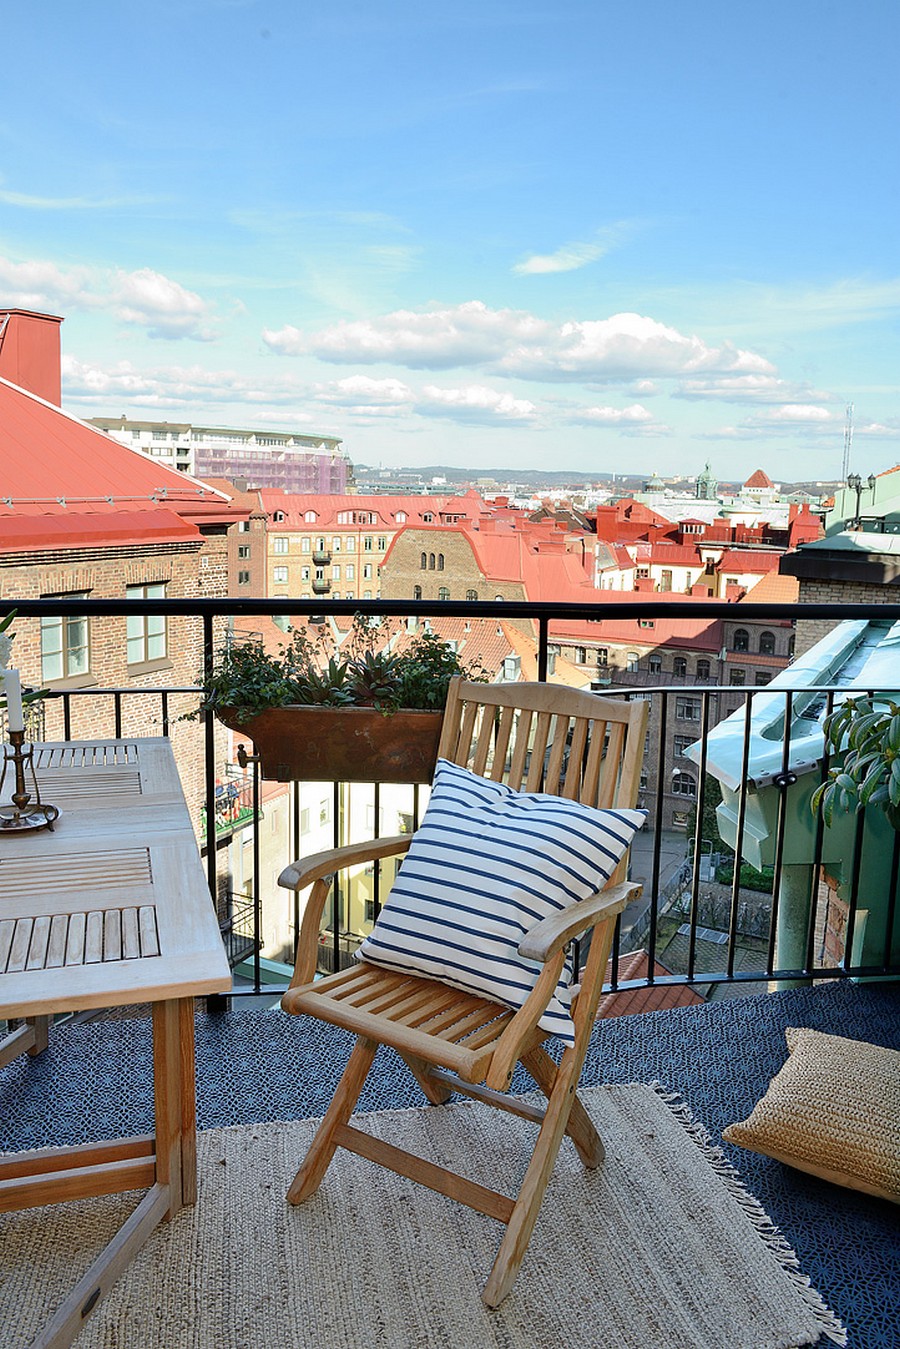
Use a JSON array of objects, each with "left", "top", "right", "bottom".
[
  {"left": 810, "top": 695, "right": 900, "bottom": 830},
  {"left": 200, "top": 616, "right": 485, "bottom": 722}
]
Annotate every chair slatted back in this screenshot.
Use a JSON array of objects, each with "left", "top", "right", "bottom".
[{"left": 436, "top": 679, "right": 648, "bottom": 815}]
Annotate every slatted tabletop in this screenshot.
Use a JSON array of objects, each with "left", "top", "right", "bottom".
[{"left": 0, "top": 738, "right": 231, "bottom": 1018}]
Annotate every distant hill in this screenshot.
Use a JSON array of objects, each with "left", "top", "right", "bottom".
[{"left": 353, "top": 464, "right": 644, "bottom": 490}]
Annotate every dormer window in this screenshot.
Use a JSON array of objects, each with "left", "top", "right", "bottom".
[
  {"left": 273, "top": 511, "right": 285, "bottom": 523},
  {"left": 304, "top": 510, "right": 317, "bottom": 523}
]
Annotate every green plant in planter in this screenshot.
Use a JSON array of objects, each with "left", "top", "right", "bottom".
[
  {"left": 201, "top": 616, "right": 485, "bottom": 722},
  {"left": 810, "top": 695, "right": 900, "bottom": 830}
]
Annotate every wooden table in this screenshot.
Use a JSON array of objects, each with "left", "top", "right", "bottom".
[{"left": 0, "top": 738, "right": 232, "bottom": 1349}]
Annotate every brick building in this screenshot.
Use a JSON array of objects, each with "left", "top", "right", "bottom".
[{"left": 0, "top": 308, "right": 247, "bottom": 834}]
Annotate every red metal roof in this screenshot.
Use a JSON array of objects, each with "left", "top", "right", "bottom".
[
  {"left": 0, "top": 509, "right": 198, "bottom": 554},
  {"left": 0, "top": 376, "right": 236, "bottom": 530}
]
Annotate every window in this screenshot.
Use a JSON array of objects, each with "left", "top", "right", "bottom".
[
  {"left": 759, "top": 630, "right": 776, "bottom": 655},
  {"left": 437, "top": 554, "right": 444, "bottom": 570},
  {"left": 626, "top": 652, "right": 639, "bottom": 672},
  {"left": 413, "top": 585, "right": 422, "bottom": 600},
  {"left": 316, "top": 537, "right": 326, "bottom": 553},
  {"left": 675, "top": 696, "right": 702, "bottom": 721},
  {"left": 729, "top": 669, "right": 745, "bottom": 686},
  {"left": 466, "top": 589, "right": 478, "bottom": 601},
  {"left": 238, "top": 570, "right": 250, "bottom": 585},
  {"left": 126, "top": 583, "right": 167, "bottom": 665},
  {"left": 660, "top": 569, "right": 673, "bottom": 592},
  {"left": 755, "top": 671, "right": 772, "bottom": 686},
  {"left": 639, "top": 619, "right": 655, "bottom": 629},
  {"left": 575, "top": 647, "right": 587, "bottom": 664},
  {"left": 672, "top": 771, "right": 697, "bottom": 797},
  {"left": 345, "top": 564, "right": 355, "bottom": 580},
  {"left": 273, "top": 537, "right": 288, "bottom": 554},
  {"left": 674, "top": 735, "right": 694, "bottom": 756},
  {"left": 396, "top": 511, "right": 407, "bottom": 523},
  {"left": 273, "top": 511, "right": 285, "bottom": 523},
  {"left": 421, "top": 552, "right": 428, "bottom": 570},
  {"left": 238, "top": 545, "right": 250, "bottom": 559},
  {"left": 648, "top": 654, "right": 662, "bottom": 674},
  {"left": 301, "top": 537, "right": 310, "bottom": 553},
  {"left": 332, "top": 565, "right": 341, "bottom": 581},
  {"left": 438, "top": 587, "right": 450, "bottom": 601},
  {"left": 273, "top": 566, "right": 288, "bottom": 584},
  {"left": 41, "top": 593, "right": 90, "bottom": 682},
  {"left": 363, "top": 564, "right": 373, "bottom": 580},
  {"left": 423, "top": 512, "right": 433, "bottom": 523},
  {"left": 696, "top": 658, "right": 710, "bottom": 680},
  {"left": 363, "top": 590, "right": 372, "bottom": 599},
  {"left": 301, "top": 566, "right": 310, "bottom": 582},
  {"left": 429, "top": 553, "right": 436, "bottom": 570},
  {"left": 377, "top": 537, "right": 386, "bottom": 551},
  {"left": 345, "top": 536, "right": 355, "bottom": 552},
  {"left": 363, "top": 536, "right": 373, "bottom": 551},
  {"left": 673, "top": 656, "right": 687, "bottom": 678},
  {"left": 333, "top": 537, "right": 341, "bottom": 551},
  {"left": 636, "top": 567, "right": 650, "bottom": 579},
  {"left": 304, "top": 510, "right": 317, "bottom": 523},
  {"left": 733, "top": 628, "right": 749, "bottom": 653},
  {"left": 597, "top": 647, "right": 608, "bottom": 665},
  {"left": 238, "top": 521, "right": 250, "bottom": 533}
]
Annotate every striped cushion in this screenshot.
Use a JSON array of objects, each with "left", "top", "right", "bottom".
[{"left": 356, "top": 758, "right": 645, "bottom": 1045}]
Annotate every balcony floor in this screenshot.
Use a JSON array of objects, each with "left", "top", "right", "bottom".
[{"left": 2, "top": 980, "right": 899, "bottom": 1349}]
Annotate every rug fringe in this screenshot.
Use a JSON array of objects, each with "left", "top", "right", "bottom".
[{"left": 648, "top": 1082, "right": 848, "bottom": 1348}]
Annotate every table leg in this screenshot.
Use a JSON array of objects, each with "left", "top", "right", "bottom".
[{"left": 151, "top": 997, "right": 197, "bottom": 1216}]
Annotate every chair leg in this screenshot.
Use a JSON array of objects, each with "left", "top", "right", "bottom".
[
  {"left": 482, "top": 1049, "right": 581, "bottom": 1308},
  {"left": 287, "top": 1035, "right": 378, "bottom": 1204},
  {"left": 397, "top": 1051, "right": 455, "bottom": 1105},
  {"left": 521, "top": 1045, "right": 604, "bottom": 1168}
]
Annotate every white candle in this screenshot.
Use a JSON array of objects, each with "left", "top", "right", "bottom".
[{"left": 4, "top": 667, "right": 25, "bottom": 734}]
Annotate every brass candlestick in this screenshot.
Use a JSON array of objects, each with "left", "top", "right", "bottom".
[{"left": 0, "top": 731, "right": 60, "bottom": 832}]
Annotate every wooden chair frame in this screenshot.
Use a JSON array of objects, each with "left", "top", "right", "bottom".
[{"left": 279, "top": 678, "right": 649, "bottom": 1306}]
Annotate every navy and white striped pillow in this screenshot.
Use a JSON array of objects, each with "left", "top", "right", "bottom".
[{"left": 357, "top": 758, "right": 645, "bottom": 1046}]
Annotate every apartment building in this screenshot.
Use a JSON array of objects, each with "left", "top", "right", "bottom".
[{"left": 89, "top": 416, "right": 351, "bottom": 494}]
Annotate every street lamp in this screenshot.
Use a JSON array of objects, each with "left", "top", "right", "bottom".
[{"left": 846, "top": 472, "right": 877, "bottom": 528}]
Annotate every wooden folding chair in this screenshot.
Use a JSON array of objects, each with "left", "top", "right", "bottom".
[{"left": 279, "top": 678, "right": 648, "bottom": 1306}]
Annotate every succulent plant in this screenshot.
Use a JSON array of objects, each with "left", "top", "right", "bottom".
[
  {"left": 810, "top": 695, "right": 900, "bottom": 830},
  {"left": 200, "top": 615, "right": 484, "bottom": 722}
]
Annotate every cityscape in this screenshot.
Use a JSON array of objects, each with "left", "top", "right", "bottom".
[{"left": 1, "top": 1, "right": 899, "bottom": 1344}]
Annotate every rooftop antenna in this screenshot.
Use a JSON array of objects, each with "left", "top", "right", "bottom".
[{"left": 841, "top": 402, "right": 854, "bottom": 480}]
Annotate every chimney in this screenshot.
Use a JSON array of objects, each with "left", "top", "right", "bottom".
[{"left": 0, "top": 309, "right": 63, "bottom": 405}]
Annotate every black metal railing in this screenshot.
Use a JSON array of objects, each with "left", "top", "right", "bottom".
[{"left": 2, "top": 595, "right": 899, "bottom": 1006}]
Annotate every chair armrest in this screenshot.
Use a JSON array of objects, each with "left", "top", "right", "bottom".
[
  {"left": 278, "top": 834, "right": 412, "bottom": 891},
  {"left": 517, "top": 882, "right": 640, "bottom": 963}
]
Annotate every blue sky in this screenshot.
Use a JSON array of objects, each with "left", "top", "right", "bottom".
[{"left": 2, "top": 0, "right": 898, "bottom": 482}]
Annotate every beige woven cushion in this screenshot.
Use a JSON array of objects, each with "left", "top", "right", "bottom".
[{"left": 723, "top": 1027, "right": 900, "bottom": 1204}]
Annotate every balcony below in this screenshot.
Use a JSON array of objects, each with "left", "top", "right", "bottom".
[{"left": 2, "top": 980, "right": 898, "bottom": 1347}]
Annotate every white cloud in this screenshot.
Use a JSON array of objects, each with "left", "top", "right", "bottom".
[
  {"left": 0, "top": 254, "right": 216, "bottom": 341},
  {"left": 676, "top": 374, "right": 834, "bottom": 405},
  {"left": 513, "top": 222, "right": 635, "bottom": 275},
  {"left": 313, "top": 375, "right": 414, "bottom": 407},
  {"left": 575, "top": 403, "right": 655, "bottom": 424},
  {"left": 61, "top": 355, "right": 306, "bottom": 409},
  {"left": 111, "top": 268, "right": 216, "bottom": 341},
  {"left": 417, "top": 383, "right": 537, "bottom": 424},
  {"left": 0, "top": 188, "right": 160, "bottom": 210},
  {"left": 266, "top": 301, "right": 773, "bottom": 384}
]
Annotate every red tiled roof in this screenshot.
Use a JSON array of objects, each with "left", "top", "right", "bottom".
[
  {"left": 598, "top": 950, "right": 705, "bottom": 1018},
  {"left": 737, "top": 570, "right": 799, "bottom": 605},
  {"left": 743, "top": 468, "right": 775, "bottom": 489},
  {"left": 716, "top": 549, "right": 781, "bottom": 573}
]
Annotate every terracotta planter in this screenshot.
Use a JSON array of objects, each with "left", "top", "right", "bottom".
[{"left": 216, "top": 704, "right": 444, "bottom": 783}]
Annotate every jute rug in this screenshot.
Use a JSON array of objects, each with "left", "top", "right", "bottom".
[{"left": 3, "top": 1083, "right": 845, "bottom": 1349}]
